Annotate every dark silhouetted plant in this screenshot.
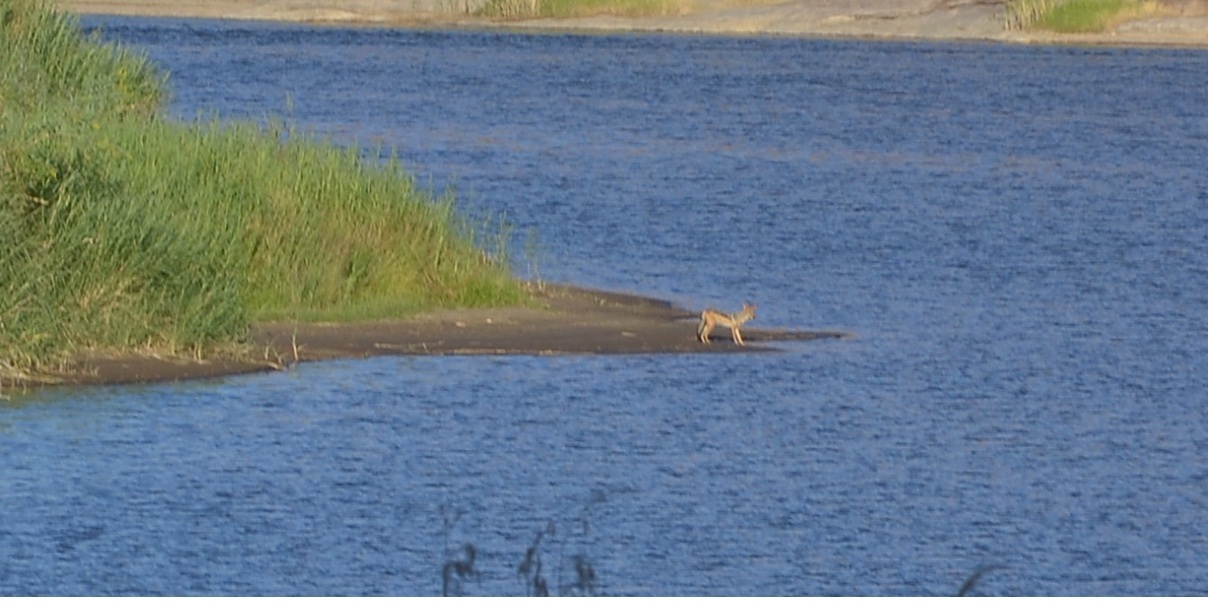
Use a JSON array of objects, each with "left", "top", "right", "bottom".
[
  {"left": 442, "top": 543, "right": 479, "bottom": 597},
  {"left": 956, "top": 564, "right": 1006, "bottom": 596}
]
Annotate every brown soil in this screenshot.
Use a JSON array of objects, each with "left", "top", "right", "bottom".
[{"left": 12, "top": 284, "right": 848, "bottom": 388}]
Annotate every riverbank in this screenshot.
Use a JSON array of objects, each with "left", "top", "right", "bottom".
[
  {"left": 3, "top": 283, "right": 848, "bottom": 389},
  {"left": 2, "top": 0, "right": 526, "bottom": 391},
  {"left": 56, "top": 0, "right": 1208, "bottom": 47},
  {"left": 11, "top": 0, "right": 1192, "bottom": 390}
]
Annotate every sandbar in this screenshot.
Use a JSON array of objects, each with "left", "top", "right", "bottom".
[{"left": 5, "top": 284, "right": 848, "bottom": 389}]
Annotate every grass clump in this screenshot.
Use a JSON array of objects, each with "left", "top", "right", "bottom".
[
  {"left": 1, "top": 0, "right": 524, "bottom": 375},
  {"left": 1005, "top": 0, "right": 1163, "bottom": 31},
  {"left": 0, "top": 0, "right": 165, "bottom": 116},
  {"left": 1037, "top": 0, "right": 1155, "bottom": 31},
  {"left": 478, "top": 0, "right": 685, "bottom": 20},
  {"left": 1004, "top": 0, "right": 1060, "bottom": 29}
]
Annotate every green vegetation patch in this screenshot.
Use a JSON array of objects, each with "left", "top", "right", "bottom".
[
  {"left": 1, "top": 0, "right": 523, "bottom": 374},
  {"left": 1038, "top": 0, "right": 1136, "bottom": 32},
  {"left": 479, "top": 0, "right": 684, "bottom": 20},
  {"left": 1005, "top": 0, "right": 1160, "bottom": 32}
]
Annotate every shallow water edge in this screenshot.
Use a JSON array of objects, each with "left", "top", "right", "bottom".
[{"left": 3, "top": 283, "right": 851, "bottom": 390}]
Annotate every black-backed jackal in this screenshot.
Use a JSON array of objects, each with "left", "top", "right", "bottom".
[{"left": 697, "top": 303, "right": 756, "bottom": 346}]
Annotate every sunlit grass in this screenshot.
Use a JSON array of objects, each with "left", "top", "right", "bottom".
[
  {"left": 1039, "top": 0, "right": 1162, "bottom": 31},
  {"left": 1, "top": 0, "right": 524, "bottom": 374},
  {"left": 1005, "top": 0, "right": 1165, "bottom": 32},
  {"left": 478, "top": 0, "right": 687, "bottom": 19}
]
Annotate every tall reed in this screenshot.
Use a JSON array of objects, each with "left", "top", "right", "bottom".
[
  {"left": 0, "top": 0, "right": 165, "bottom": 115},
  {"left": 1, "top": 0, "right": 524, "bottom": 374},
  {"left": 1004, "top": 0, "right": 1065, "bottom": 29}
]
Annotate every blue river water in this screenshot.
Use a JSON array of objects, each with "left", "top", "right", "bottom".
[{"left": 2, "top": 18, "right": 1207, "bottom": 595}]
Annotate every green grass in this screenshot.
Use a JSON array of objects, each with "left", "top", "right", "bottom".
[
  {"left": 1, "top": 0, "right": 524, "bottom": 375},
  {"left": 478, "top": 0, "right": 683, "bottom": 20},
  {"left": 1005, "top": 0, "right": 1158, "bottom": 32},
  {"left": 1038, "top": 0, "right": 1135, "bottom": 31}
]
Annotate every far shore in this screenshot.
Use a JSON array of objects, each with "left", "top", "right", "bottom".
[{"left": 56, "top": 0, "right": 1208, "bottom": 47}]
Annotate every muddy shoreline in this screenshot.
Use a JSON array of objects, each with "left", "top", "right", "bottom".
[{"left": 6, "top": 284, "right": 850, "bottom": 389}]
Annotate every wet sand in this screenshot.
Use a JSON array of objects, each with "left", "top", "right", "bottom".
[{"left": 24, "top": 284, "right": 849, "bottom": 387}]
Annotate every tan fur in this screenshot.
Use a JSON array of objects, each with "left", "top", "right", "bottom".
[{"left": 697, "top": 303, "right": 756, "bottom": 346}]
